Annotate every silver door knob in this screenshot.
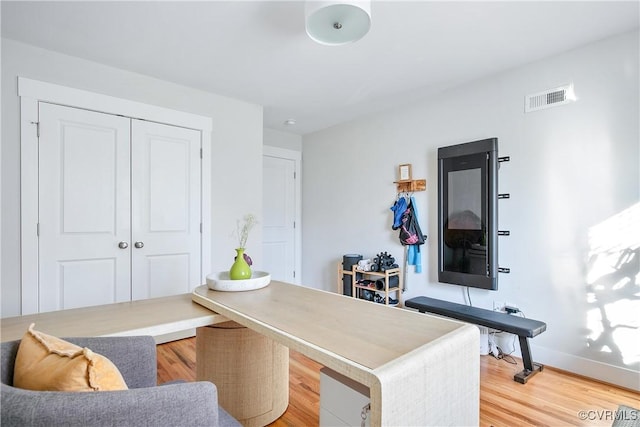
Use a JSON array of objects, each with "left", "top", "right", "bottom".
[
  {"left": 118, "top": 241, "right": 129, "bottom": 249},
  {"left": 134, "top": 241, "right": 144, "bottom": 249}
]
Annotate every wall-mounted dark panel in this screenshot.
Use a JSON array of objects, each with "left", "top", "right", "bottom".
[{"left": 438, "top": 138, "right": 498, "bottom": 290}]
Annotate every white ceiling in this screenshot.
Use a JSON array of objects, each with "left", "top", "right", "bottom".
[{"left": 2, "top": 1, "right": 639, "bottom": 135}]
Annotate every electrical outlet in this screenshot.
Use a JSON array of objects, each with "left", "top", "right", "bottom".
[
  {"left": 505, "top": 305, "right": 520, "bottom": 314},
  {"left": 493, "top": 301, "right": 508, "bottom": 312},
  {"left": 493, "top": 301, "right": 519, "bottom": 313}
]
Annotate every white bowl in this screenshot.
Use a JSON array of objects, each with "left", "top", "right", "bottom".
[{"left": 206, "top": 271, "right": 271, "bottom": 292}]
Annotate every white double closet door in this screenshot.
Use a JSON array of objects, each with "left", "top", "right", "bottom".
[{"left": 38, "top": 103, "right": 202, "bottom": 312}]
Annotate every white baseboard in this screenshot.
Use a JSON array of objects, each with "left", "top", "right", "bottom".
[{"left": 531, "top": 344, "right": 640, "bottom": 391}]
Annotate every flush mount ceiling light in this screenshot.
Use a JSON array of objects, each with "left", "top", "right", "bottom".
[{"left": 305, "top": 1, "right": 371, "bottom": 46}]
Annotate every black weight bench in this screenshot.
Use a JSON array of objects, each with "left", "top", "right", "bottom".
[{"left": 405, "top": 296, "right": 546, "bottom": 384}]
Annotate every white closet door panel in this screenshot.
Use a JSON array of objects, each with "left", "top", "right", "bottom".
[
  {"left": 38, "top": 103, "right": 131, "bottom": 312},
  {"left": 61, "top": 130, "right": 116, "bottom": 232},
  {"left": 262, "top": 156, "right": 295, "bottom": 283},
  {"left": 59, "top": 259, "right": 117, "bottom": 309},
  {"left": 131, "top": 120, "right": 201, "bottom": 300},
  {"left": 148, "top": 138, "right": 189, "bottom": 231},
  {"left": 146, "top": 254, "right": 190, "bottom": 298}
]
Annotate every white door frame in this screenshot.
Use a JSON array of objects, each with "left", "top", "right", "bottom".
[
  {"left": 19, "top": 77, "right": 212, "bottom": 314},
  {"left": 263, "top": 146, "right": 302, "bottom": 284}
]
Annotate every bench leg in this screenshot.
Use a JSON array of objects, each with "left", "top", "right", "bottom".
[{"left": 514, "top": 336, "right": 543, "bottom": 384}]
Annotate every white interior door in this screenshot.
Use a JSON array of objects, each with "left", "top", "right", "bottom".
[
  {"left": 38, "top": 103, "right": 131, "bottom": 312},
  {"left": 130, "top": 120, "right": 202, "bottom": 299},
  {"left": 262, "top": 154, "right": 296, "bottom": 283}
]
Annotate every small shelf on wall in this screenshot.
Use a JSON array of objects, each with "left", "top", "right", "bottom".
[
  {"left": 395, "top": 163, "right": 426, "bottom": 193},
  {"left": 394, "top": 179, "right": 426, "bottom": 193}
]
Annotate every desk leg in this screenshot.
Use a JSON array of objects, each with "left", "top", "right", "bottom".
[{"left": 196, "top": 322, "right": 289, "bottom": 426}]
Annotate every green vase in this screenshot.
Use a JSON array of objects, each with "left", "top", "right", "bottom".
[{"left": 229, "top": 248, "right": 252, "bottom": 280}]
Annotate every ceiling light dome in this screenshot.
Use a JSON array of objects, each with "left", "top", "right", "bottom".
[{"left": 305, "top": 1, "right": 371, "bottom": 46}]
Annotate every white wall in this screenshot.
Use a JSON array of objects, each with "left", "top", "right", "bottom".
[
  {"left": 1, "top": 38, "right": 264, "bottom": 317},
  {"left": 302, "top": 31, "right": 639, "bottom": 389},
  {"left": 264, "top": 127, "right": 302, "bottom": 152}
]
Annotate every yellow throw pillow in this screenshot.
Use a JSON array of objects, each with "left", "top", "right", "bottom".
[{"left": 13, "top": 323, "right": 128, "bottom": 392}]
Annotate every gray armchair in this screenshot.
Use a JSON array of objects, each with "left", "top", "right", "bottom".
[{"left": 1, "top": 336, "right": 240, "bottom": 426}]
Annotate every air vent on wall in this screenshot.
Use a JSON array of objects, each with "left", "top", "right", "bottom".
[{"left": 525, "top": 84, "right": 575, "bottom": 113}]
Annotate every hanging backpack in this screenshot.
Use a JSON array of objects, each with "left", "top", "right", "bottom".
[{"left": 399, "top": 200, "right": 425, "bottom": 246}]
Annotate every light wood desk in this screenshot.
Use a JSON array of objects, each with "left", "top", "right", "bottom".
[
  {"left": 1, "top": 294, "right": 226, "bottom": 343},
  {"left": 192, "top": 282, "right": 480, "bottom": 427},
  {"left": 1, "top": 284, "right": 480, "bottom": 426}
]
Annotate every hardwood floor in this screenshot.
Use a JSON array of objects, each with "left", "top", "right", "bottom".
[{"left": 157, "top": 338, "right": 639, "bottom": 426}]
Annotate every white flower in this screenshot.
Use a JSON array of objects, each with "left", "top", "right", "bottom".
[{"left": 235, "top": 214, "right": 257, "bottom": 249}]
